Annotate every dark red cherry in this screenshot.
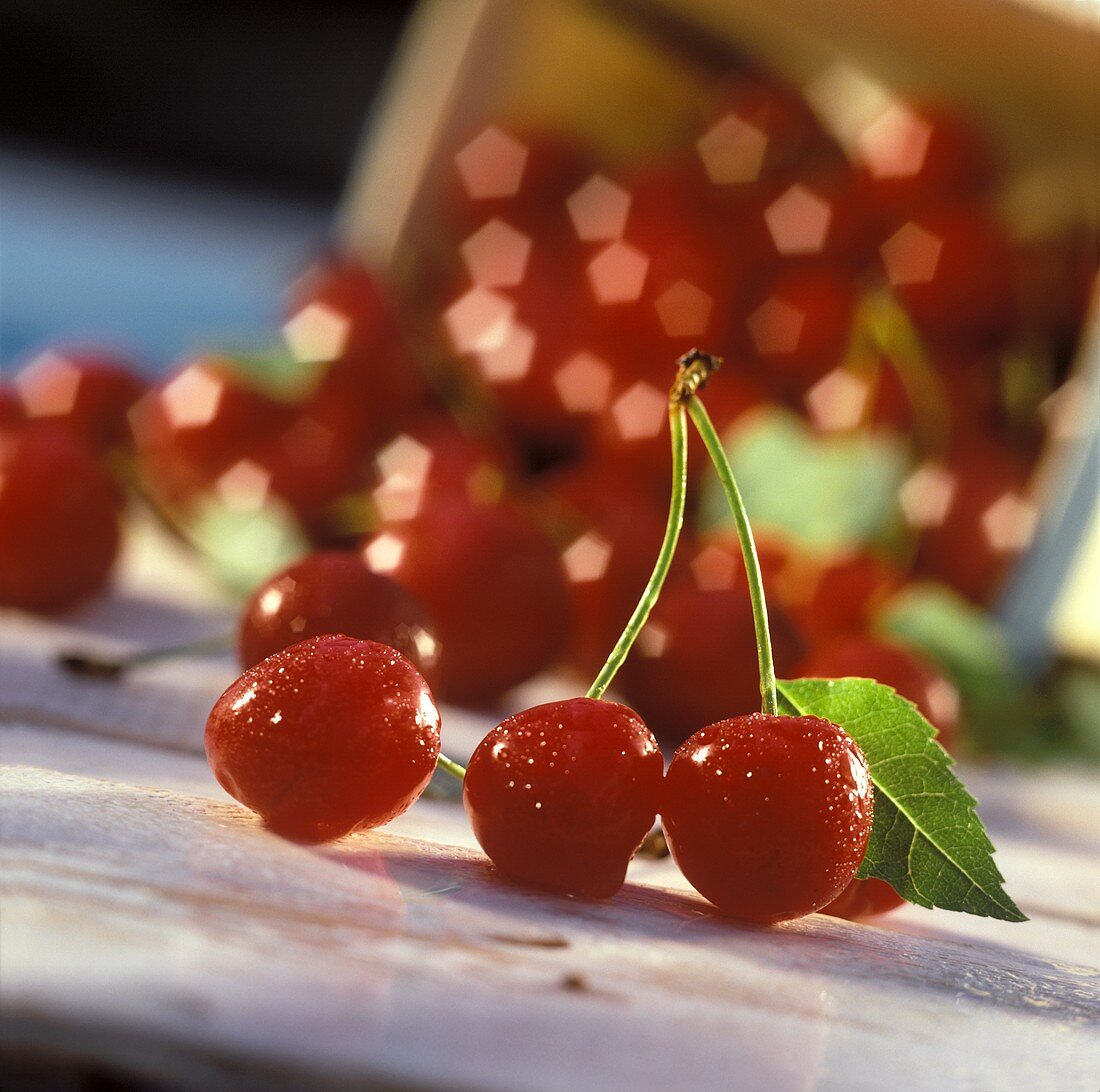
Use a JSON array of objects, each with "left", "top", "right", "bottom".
[
  {"left": 694, "top": 77, "right": 839, "bottom": 205},
  {"left": 800, "top": 634, "right": 959, "bottom": 750},
  {"left": 593, "top": 366, "right": 768, "bottom": 502},
  {"left": 820, "top": 877, "right": 906, "bottom": 921},
  {"left": 743, "top": 265, "right": 858, "bottom": 394},
  {"left": 13, "top": 349, "right": 145, "bottom": 453},
  {"left": 131, "top": 355, "right": 297, "bottom": 506},
  {"left": 361, "top": 496, "right": 569, "bottom": 707},
  {"left": 238, "top": 550, "right": 440, "bottom": 678},
  {"left": 777, "top": 549, "right": 903, "bottom": 644},
  {"left": 0, "top": 386, "right": 25, "bottom": 428},
  {"left": 878, "top": 202, "right": 1017, "bottom": 346},
  {"left": 205, "top": 635, "right": 440, "bottom": 842},
  {"left": 852, "top": 101, "right": 996, "bottom": 222},
  {"left": 662, "top": 713, "right": 874, "bottom": 923},
  {"left": 902, "top": 440, "right": 1034, "bottom": 604},
  {"left": 0, "top": 427, "right": 121, "bottom": 612},
  {"left": 620, "top": 558, "right": 804, "bottom": 746},
  {"left": 366, "top": 414, "right": 516, "bottom": 526},
  {"left": 542, "top": 463, "right": 668, "bottom": 676},
  {"left": 284, "top": 255, "right": 427, "bottom": 428},
  {"left": 463, "top": 697, "right": 664, "bottom": 898}
]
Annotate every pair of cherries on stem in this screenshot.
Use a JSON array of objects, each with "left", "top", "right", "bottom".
[{"left": 206, "top": 352, "right": 875, "bottom": 925}]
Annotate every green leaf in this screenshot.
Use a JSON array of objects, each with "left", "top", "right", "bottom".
[
  {"left": 777, "top": 676, "right": 1026, "bottom": 922},
  {"left": 875, "top": 584, "right": 1058, "bottom": 759},
  {"left": 698, "top": 408, "right": 910, "bottom": 554}
]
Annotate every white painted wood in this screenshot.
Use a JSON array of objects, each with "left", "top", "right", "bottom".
[{"left": 2, "top": 520, "right": 1100, "bottom": 1089}]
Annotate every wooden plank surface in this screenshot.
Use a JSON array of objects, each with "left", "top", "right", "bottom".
[{"left": 2, "top": 522, "right": 1100, "bottom": 1090}]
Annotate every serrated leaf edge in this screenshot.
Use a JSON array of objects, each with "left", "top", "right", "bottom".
[{"left": 777, "top": 676, "right": 1027, "bottom": 923}]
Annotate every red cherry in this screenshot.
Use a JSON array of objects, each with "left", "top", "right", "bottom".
[
  {"left": 820, "top": 877, "right": 906, "bottom": 921},
  {"left": 361, "top": 496, "right": 569, "bottom": 706},
  {"left": 238, "top": 551, "right": 440, "bottom": 679},
  {"left": 367, "top": 414, "right": 516, "bottom": 525},
  {"left": 694, "top": 77, "right": 840, "bottom": 206},
  {"left": 0, "top": 427, "right": 121, "bottom": 612},
  {"left": 878, "top": 202, "right": 1017, "bottom": 346},
  {"left": 14, "top": 349, "right": 145, "bottom": 453},
  {"left": 663, "top": 713, "right": 874, "bottom": 923},
  {"left": 440, "top": 126, "right": 597, "bottom": 240},
  {"left": 132, "top": 355, "right": 297, "bottom": 506},
  {"left": 776, "top": 549, "right": 903, "bottom": 643},
  {"left": 852, "top": 101, "right": 996, "bottom": 222},
  {"left": 743, "top": 265, "right": 858, "bottom": 394},
  {"left": 902, "top": 440, "right": 1034, "bottom": 604},
  {"left": 620, "top": 556, "right": 805, "bottom": 746},
  {"left": 284, "top": 256, "right": 428, "bottom": 432},
  {"left": 593, "top": 366, "right": 768, "bottom": 502},
  {"left": 463, "top": 697, "right": 664, "bottom": 897},
  {"left": 0, "top": 386, "right": 25, "bottom": 428},
  {"left": 205, "top": 635, "right": 440, "bottom": 842},
  {"left": 542, "top": 463, "right": 668, "bottom": 676},
  {"left": 440, "top": 253, "right": 616, "bottom": 452},
  {"left": 799, "top": 634, "right": 959, "bottom": 750}
]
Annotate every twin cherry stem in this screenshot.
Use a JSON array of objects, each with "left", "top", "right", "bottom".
[{"left": 436, "top": 349, "right": 779, "bottom": 782}]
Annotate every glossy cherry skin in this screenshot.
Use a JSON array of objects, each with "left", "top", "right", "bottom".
[
  {"left": 205, "top": 635, "right": 441, "bottom": 842},
  {"left": 620, "top": 571, "right": 804, "bottom": 747},
  {"left": 14, "top": 349, "right": 145, "bottom": 453},
  {"left": 0, "top": 427, "right": 121, "bottom": 612},
  {"left": 820, "top": 877, "right": 905, "bottom": 921},
  {"left": 800, "top": 635, "right": 959, "bottom": 750},
  {"left": 463, "top": 697, "right": 664, "bottom": 898},
  {"left": 662, "top": 713, "right": 874, "bottom": 924},
  {"left": 361, "top": 496, "right": 570, "bottom": 707},
  {"left": 238, "top": 551, "right": 440, "bottom": 678}
]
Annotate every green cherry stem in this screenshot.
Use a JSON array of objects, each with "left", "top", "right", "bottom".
[
  {"left": 58, "top": 633, "right": 233, "bottom": 680},
  {"left": 436, "top": 752, "right": 467, "bottom": 781},
  {"left": 687, "top": 396, "right": 778, "bottom": 717},
  {"left": 586, "top": 398, "right": 689, "bottom": 701}
]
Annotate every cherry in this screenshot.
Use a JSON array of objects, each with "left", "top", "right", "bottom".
[
  {"left": 238, "top": 550, "right": 440, "bottom": 677},
  {"left": 694, "top": 76, "right": 839, "bottom": 205},
  {"left": 820, "top": 877, "right": 906, "bottom": 921},
  {"left": 775, "top": 549, "right": 902, "bottom": 644},
  {"left": 902, "top": 439, "right": 1034, "bottom": 604},
  {"left": 877, "top": 201, "right": 1017, "bottom": 346},
  {"left": 131, "top": 355, "right": 297, "bottom": 506},
  {"left": 662, "top": 713, "right": 874, "bottom": 923},
  {"left": 361, "top": 495, "right": 569, "bottom": 706},
  {"left": 742, "top": 265, "right": 858, "bottom": 394},
  {"left": 205, "top": 635, "right": 441, "bottom": 842},
  {"left": 0, "top": 386, "right": 24, "bottom": 428},
  {"left": 463, "top": 697, "right": 663, "bottom": 897},
  {"left": 366, "top": 413, "right": 516, "bottom": 526},
  {"left": 0, "top": 427, "right": 121, "bottom": 612},
  {"left": 619, "top": 560, "right": 804, "bottom": 746},
  {"left": 284, "top": 255, "right": 427, "bottom": 433},
  {"left": 541, "top": 462, "right": 668, "bottom": 676},
  {"left": 852, "top": 100, "right": 996, "bottom": 223},
  {"left": 799, "top": 634, "right": 959, "bottom": 750},
  {"left": 13, "top": 349, "right": 145, "bottom": 453},
  {"left": 593, "top": 366, "right": 768, "bottom": 501}
]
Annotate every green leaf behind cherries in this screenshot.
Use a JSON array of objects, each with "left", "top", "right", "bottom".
[
  {"left": 776, "top": 676, "right": 1026, "bottom": 922},
  {"left": 699, "top": 409, "right": 911, "bottom": 555}
]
